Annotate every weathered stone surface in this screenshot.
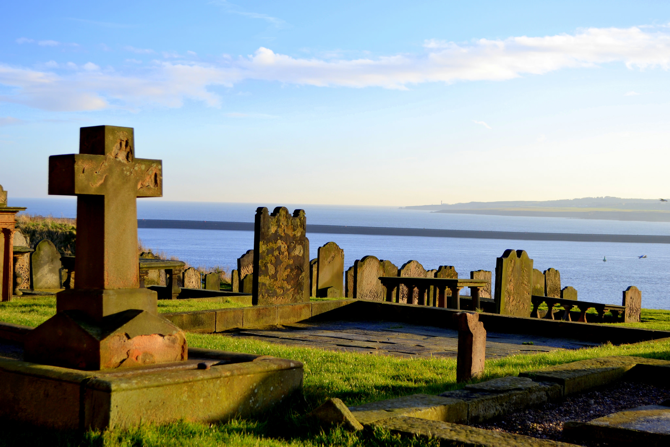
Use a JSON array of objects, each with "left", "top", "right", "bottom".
[
  {"left": 182, "top": 267, "right": 201, "bottom": 289},
  {"left": 241, "top": 273, "right": 254, "bottom": 294},
  {"left": 398, "top": 260, "right": 427, "bottom": 304},
  {"left": 380, "top": 260, "right": 398, "bottom": 278},
  {"left": 164, "top": 310, "right": 216, "bottom": 333},
  {"left": 243, "top": 306, "right": 278, "bottom": 327},
  {"left": 13, "top": 230, "right": 28, "bottom": 247},
  {"left": 349, "top": 394, "right": 467, "bottom": 425},
  {"left": 532, "top": 269, "right": 544, "bottom": 296},
  {"left": 0, "top": 185, "right": 6, "bottom": 207},
  {"left": 466, "top": 377, "right": 540, "bottom": 392},
  {"left": 345, "top": 266, "right": 354, "bottom": 298},
  {"left": 237, "top": 249, "right": 254, "bottom": 280},
  {"left": 204, "top": 272, "right": 220, "bottom": 290},
  {"left": 215, "top": 308, "right": 244, "bottom": 332},
  {"left": 311, "top": 398, "right": 363, "bottom": 431},
  {"left": 623, "top": 286, "right": 641, "bottom": 323},
  {"left": 231, "top": 269, "right": 239, "bottom": 293},
  {"left": 354, "top": 256, "right": 384, "bottom": 301},
  {"left": 317, "top": 242, "right": 344, "bottom": 298},
  {"left": 494, "top": 250, "right": 533, "bottom": 317},
  {"left": 436, "top": 265, "right": 458, "bottom": 299},
  {"left": 471, "top": 270, "right": 492, "bottom": 298},
  {"left": 13, "top": 232, "right": 30, "bottom": 291},
  {"left": 561, "top": 286, "right": 577, "bottom": 301},
  {"left": 253, "top": 207, "right": 309, "bottom": 306},
  {"left": 544, "top": 268, "right": 561, "bottom": 298},
  {"left": 456, "top": 312, "right": 486, "bottom": 383},
  {"left": 310, "top": 259, "right": 318, "bottom": 297},
  {"left": 277, "top": 302, "right": 311, "bottom": 324},
  {"left": 31, "top": 239, "right": 62, "bottom": 289},
  {"left": 376, "top": 416, "right": 577, "bottom": 447}
]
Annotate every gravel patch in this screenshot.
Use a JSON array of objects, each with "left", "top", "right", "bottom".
[{"left": 475, "top": 381, "right": 670, "bottom": 446}]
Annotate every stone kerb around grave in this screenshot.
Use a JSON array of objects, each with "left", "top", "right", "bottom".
[
  {"left": 31, "top": 239, "right": 63, "bottom": 290},
  {"left": 252, "top": 207, "right": 310, "bottom": 306},
  {"left": 354, "top": 256, "right": 385, "bottom": 301},
  {"left": 494, "top": 249, "right": 533, "bottom": 318},
  {"left": 317, "top": 242, "right": 344, "bottom": 298},
  {"left": 623, "top": 286, "right": 641, "bottom": 323},
  {"left": 398, "top": 260, "right": 428, "bottom": 304}
]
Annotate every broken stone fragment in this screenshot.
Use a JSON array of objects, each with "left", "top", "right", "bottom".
[{"left": 309, "top": 398, "right": 363, "bottom": 432}]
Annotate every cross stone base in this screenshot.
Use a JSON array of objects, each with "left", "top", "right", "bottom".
[
  {"left": 24, "top": 306, "right": 186, "bottom": 370},
  {"left": 55, "top": 288, "right": 158, "bottom": 321}
]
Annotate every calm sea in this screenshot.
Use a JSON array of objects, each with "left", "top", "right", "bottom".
[{"left": 11, "top": 197, "right": 670, "bottom": 310}]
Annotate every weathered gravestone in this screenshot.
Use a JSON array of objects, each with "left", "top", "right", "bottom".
[
  {"left": 0, "top": 186, "right": 26, "bottom": 301},
  {"left": 494, "top": 249, "right": 533, "bottom": 317},
  {"left": 317, "top": 242, "right": 344, "bottom": 297},
  {"left": 561, "top": 286, "right": 578, "bottom": 301},
  {"left": 241, "top": 273, "right": 254, "bottom": 294},
  {"left": 252, "top": 207, "right": 309, "bottom": 305},
  {"left": 354, "top": 256, "right": 384, "bottom": 301},
  {"left": 310, "top": 259, "right": 318, "bottom": 297},
  {"left": 13, "top": 230, "right": 31, "bottom": 292},
  {"left": 182, "top": 267, "right": 201, "bottom": 289},
  {"left": 31, "top": 239, "right": 62, "bottom": 290},
  {"left": 345, "top": 266, "right": 354, "bottom": 298},
  {"left": 455, "top": 312, "right": 486, "bottom": 383},
  {"left": 470, "top": 270, "right": 492, "bottom": 298},
  {"left": 238, "top": 249, "right": 254, "bottom": 281},
  {"left": 532, "top": 269, "right": 544, "bottom": 296},
  {"left": 205, "top": 272, "right": 220, "bottom": 290},
  {"left": 380, "top": 260, "right": 398, "bottom": 278},
  {"left": 623, "top": 286, "right": 641, "bottom": 323},
  {"left": 398, "top": 260, "right": 427, "bottom": 304},
  {"left": 231, "top": 269, "right": 240, "bottom": 293},
  {"left": 544, "top": 268, "right": 561, "bottom": 298},
  {"left": 435, "top": 265, "right": 458, "bottom": 305},
  {"left": 24, "top": 125, "right": 186, "bottom": 370}
]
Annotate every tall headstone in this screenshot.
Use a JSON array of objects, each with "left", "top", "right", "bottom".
[
  {"left": 237, "top": 249, "right": 254, "bottom": 281},
  {"left": 494, "top": 249, "right": 533, "bottom": 317},
  {"left": 532, "top": 269, "right": 544, "bottom": 296},
  {"left": 622, "top": 286, "right": 641, "bottom": 323},
  {"left": 182, "top": 267, "right": 201, "bottom": 289},
  {"left": 0, "top": 185, "right": 26, "bottom": 301},
  {"left": 231, "top": 269, "right": 240, "bottom": 293},
  {"left": 252, "top": 207, "right": 309, "bottom": 306},
  {"left": 24, "top": 125, "right": 186, "bottom": 370},
  {"left": 205, "top": 272, "right": 220, "bottom": 290},
  {"left": 455, "top": 312, "right": 486, "bottom": 383},
  {"left": 544, "top": 268, "right": 561, "bottom": 298},
  {"left": 354, "top": 256, "right": 384, "bottom": 301},
  {"left": 310, "top": 259, "right": 318, "bottom": 297},
  {"left": 345, "top": 266, "right": 354, "bottom": 298},
  {"left": 561, "top": 286, "right": 577, "bottom": 301},
  {"left": 317, "top": 242, "right": 344, "bottom": 298},
  {"left": 398, "top": 260, "right": 427, "bottom": 304},
  {"left": 470, "top": 270, "right": 492, "bottom": 298},
  {"left": 30, "top": 240, "right": 62, "bottom": 290}
]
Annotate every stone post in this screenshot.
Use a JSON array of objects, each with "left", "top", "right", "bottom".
[{"left": 455, "top": 312, "right": 486, "bottom": 383}]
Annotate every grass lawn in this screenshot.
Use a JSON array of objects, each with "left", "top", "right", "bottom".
[{"left": 1, "top": 299, "right": 669, "bottom": 446}]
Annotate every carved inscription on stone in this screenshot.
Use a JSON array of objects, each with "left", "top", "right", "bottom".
[{"left": 623, "top": 286, "right": 641, "bottom": 323}]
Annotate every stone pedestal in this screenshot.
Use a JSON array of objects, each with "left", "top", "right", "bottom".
[{"left": 0, "top": 185, "right": 26, "bottom": 302}]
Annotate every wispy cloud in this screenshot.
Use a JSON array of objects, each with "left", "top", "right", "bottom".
[
  {"left": 67, "top": 18, "right": 134, "bottom": 29},
  {"left": 473, "top": 120, "right": 492, "bottom": 130},
  {"left": 16, "top": 38, "right": 78, "bottom": 47},
  {"left": 211, "top": 0, "right": 287, "bottom": 28},
  {"left": 4, "top": 25, "right": 670, "bottom": 112},
  {"left": 624, "top": 91, "right": 639, "bottom": 96},
  {"left": 225, "top": 112, "right": 277, "bottom": 118},
  {"left": 0, "top": 117, "right": 23, "bottom": 126},
  {"left": 125, "top": 45, "right": 155, "bottom": 54}
]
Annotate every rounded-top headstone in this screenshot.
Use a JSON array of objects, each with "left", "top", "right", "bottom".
[{"left": 31, "top": 239, "right": 63, "bottom": 290}]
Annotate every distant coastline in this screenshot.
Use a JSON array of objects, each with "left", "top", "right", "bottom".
[{"left": 430, "top": 209, "right": 670, "bottom": 222}]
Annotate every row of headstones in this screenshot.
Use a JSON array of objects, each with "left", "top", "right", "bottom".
[{"left": 532, "top": 267, "right": 578, "bottom": 300}]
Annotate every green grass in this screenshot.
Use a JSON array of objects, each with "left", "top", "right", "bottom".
[{"left": 1, "top": 300, "right": 670, "bottom": 446}]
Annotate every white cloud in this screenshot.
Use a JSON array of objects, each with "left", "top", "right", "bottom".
[
  {"left": 3, "top": 25, "right": 670, "bottom": 112},
  {"left": 225, "top": 112, "right": 276, "bottom": 118},
  {"left": 624, "top": 91, "right": 639, "bottom": 96},
  {"left": 125, "top": 46, "right": 154, "bottom": 54},
  {"left": 38, "top": 40, "right": 60, "bottom": 47},
  {"left": 473, "top": 120, "right": 492, "bottom": 130},
  {"left": 16, "top": 38, "right": 34, "bottom": 44},
  {"left": 211, "top": 0, "right": 287, "bottom": 28},
  {"left": 82, "top": 62, "right": 100, "bottom": 71}
]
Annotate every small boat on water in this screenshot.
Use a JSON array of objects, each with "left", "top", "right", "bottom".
[
  {"left": 639, "top": 255, "right": 647, "bottom": 259},
  {"left": 603, "top": 256, "right": 607, "bottom": 262}
]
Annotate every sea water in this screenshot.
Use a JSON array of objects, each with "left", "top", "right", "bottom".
[{"left": 11, "top": 197, "right": 670, "bottom": 310}]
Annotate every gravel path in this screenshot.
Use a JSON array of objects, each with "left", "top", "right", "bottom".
[{"left": 475, "top": 381, "right": 670, "bottom": 446}]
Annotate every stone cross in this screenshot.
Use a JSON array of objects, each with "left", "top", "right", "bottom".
[{"left": 49, "top": 126, "right": 162, "bottom": 291}]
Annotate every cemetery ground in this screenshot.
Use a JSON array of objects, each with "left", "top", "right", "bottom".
[{"left": 1, "top": 298, "right": 669, "bottom": 446}]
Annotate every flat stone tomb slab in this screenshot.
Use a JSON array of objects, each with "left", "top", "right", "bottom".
[{"left": 0, "top": 347, "right": 303, "bottom": 430}]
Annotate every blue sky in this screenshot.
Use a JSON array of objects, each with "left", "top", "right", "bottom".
[{"left": 2, "top": 1, "right": 670, "bottom": 206}]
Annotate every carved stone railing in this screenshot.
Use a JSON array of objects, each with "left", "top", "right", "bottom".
[
  {"left": 531, "top": 295, "right": 625, "bottom": 323},
  {"left": 379, "top": 277, "right": 489, "bottom": 311}
]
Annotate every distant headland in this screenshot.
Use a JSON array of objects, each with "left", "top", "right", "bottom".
[{"left": 403, "top": 197, "right": 670, "bottom": 223}]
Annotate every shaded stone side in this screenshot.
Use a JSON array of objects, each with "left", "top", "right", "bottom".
[
  {"left": 470, "top": 270, "right": 492, "bottom": 298},
  {"left": 456, "top": 312, "right": 486, "bottom": 383},
  {"left": 380, "top": 260, "right": 399, "bottom": 278},
  {"left": 231, "top": 269, "right": 239, "bottom": 293},
  {"left": 31, "top": 239, "right": 62, "bottom": 290},
  {"left": 345, "top": 266, "right": 354, "bottom": 298},
  {"left": 241, "top": 274, "right": 254, "bottom": 294},
  {"left": 494, "top": 249, "right": 533, "bottom": 317},
  {"left": 544, "top": 268, "right": 561, "bottom": 298},
  {"left": 182, "top": 267, "right": 201, "bottom": 289},
  {"left": 532, "top": 269, "right": 544, "bottom": 297},
  {"left": 310, "top": 259, "right": 318, "bottom": 297},
  {"left": 237, "top": 249, "right": 254, "bottom": 280},
  {"left": 354, "top": 256, "right": 384, "bottom": 301},
  {"left": 623, "top": 286, "right": 641, "bottom": 323},
  {"left": 398, "top": 260, "right": 428, "bottom": 304},
  {"left": 253, "top": 207, "right": 310, "bottom": 306},
  {"left": 561, "top": 286, "right": 577, "bottom": 301},
  {"left": 317, "top": 242, "right": 344, "bottom": 298},
  {"left": 204, "top": 273, "right": 220, "bottom": 290}
]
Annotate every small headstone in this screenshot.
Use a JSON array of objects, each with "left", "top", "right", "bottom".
[
  {"left": 398, "top": 260, "right": 427, "bottom": 303},
  {"left": 182, "top": 267, "right": 201, "bottom": 289},
  {"left": 231, "top": 269, "right": 240, "bottom": 293},
  {"left": 436, "top": 265, "right": 458, "bottom": 298},
  {"left": 252, "top": 207, "right": 310, "bottom": 305},
  {"left": 310, "top": 259, "right": 318, "bottom": 297},
  {"left": 544, "top": 268, "right": 561, "bottom": 298},
  {"left": 241, "top": 273, "right": 253, "bottom": 294},
  {"left": 623, "top": 286, "right": 641, "bottom": 323},
  {"left": 455, "top": 312, "right": 486, "bottom": 383},
  {"left": 470, "top": 270, "right": 492, "bottom": 298},
  {"left": 205, "top": 272, "right": 220, "bottom": 290},
  {"left": 354, "top": 256, "right": 384, "bottom": 301},
  {"left": 561, "top": 286, "right": 578, "bottom": 301},
  {"left": 345, "top": 266, "right": 354, "bottom": 298},
  {"left": 31, "top": 239, "right": 62, "bottom": 290},
  {"left": 494, "top": 249, "right": 533, "bottom": 317},
  {"left": 380, "top": 260, "right": 398, "bottom": 278},
  {"left": 532, "top": 269, "right": 544, "bottom": 296},
  {"left": 237, "top": 249, "right": 254, "bottom": 280},
  {"left": 317, "top": 242, "right": 344, "bottom": 297}
]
